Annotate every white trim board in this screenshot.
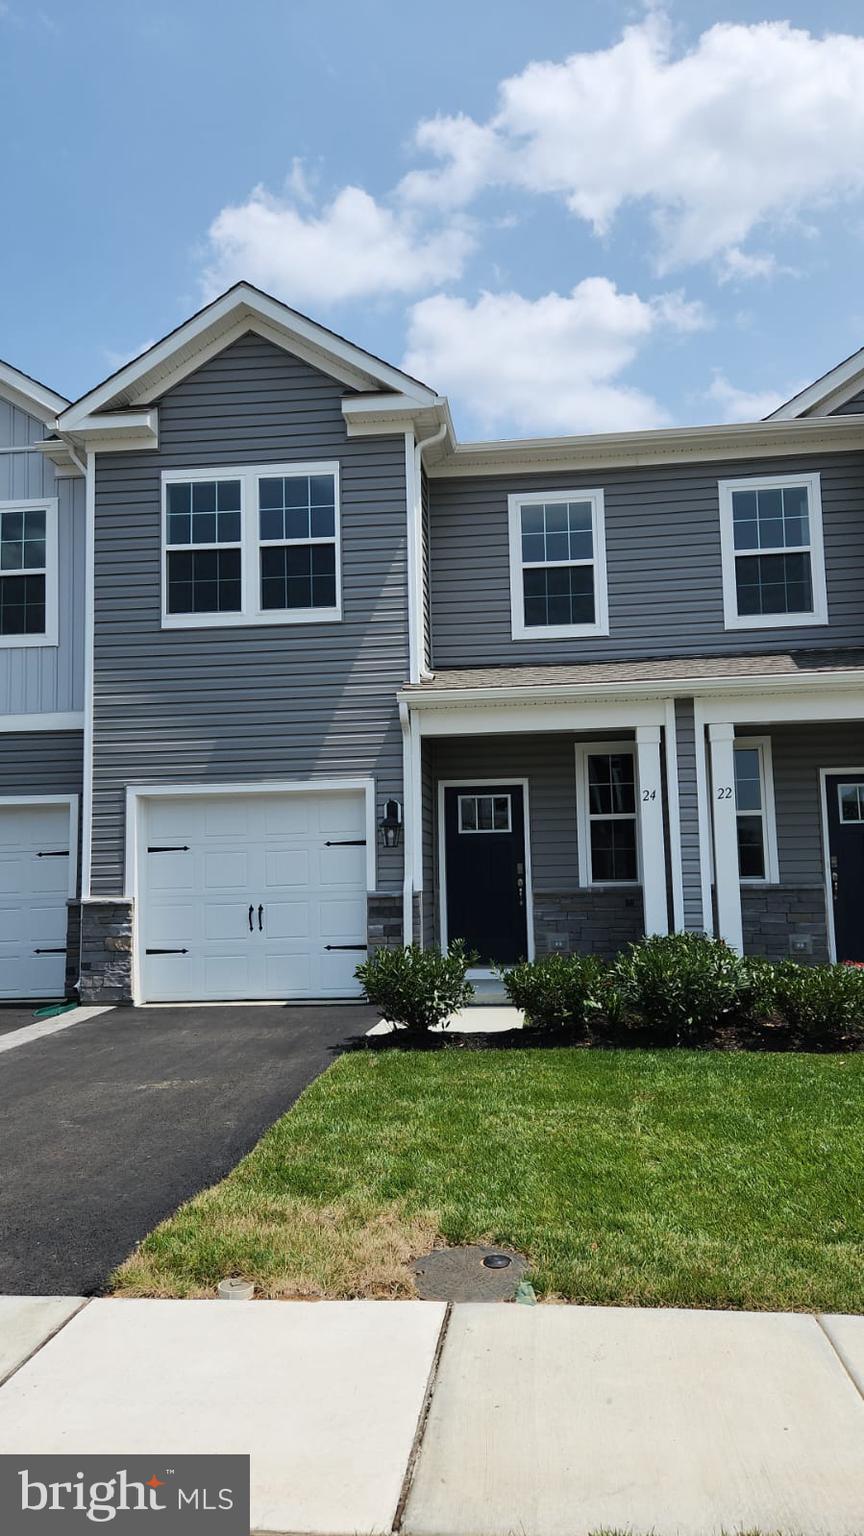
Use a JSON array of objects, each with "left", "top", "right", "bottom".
[
  {"left": 818, "top": 765, "right": 864, "bottom": 965},
  {"left": 664, "top": 700, "right": 685, "bottom": 931},
  {"left": 0, "top": 712, "right": 83, "bottom": 732},
  {"left": 0, "top": 360, "right": 68, "bottom": 426},
  {"left": 436, "top": 777, "right": 535, "bottom": 962}
]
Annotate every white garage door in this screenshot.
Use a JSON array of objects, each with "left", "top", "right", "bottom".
[
  {"left": 0, "top": 802, "right": 72, "bottom": 999},
  {"left": 141, "top": 790, "right": 369, "bottom": 1002}
]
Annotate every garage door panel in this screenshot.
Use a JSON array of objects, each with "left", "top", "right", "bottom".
[
  {"left": 204, "top": 801, "right": 251, "bottom": 838},
  {"left": 202, "top": 952, "right": 255, "bottom": 997},
  {"left": 319, "top": 897, "right": 367, "bottom": 938},
  {"left": 203, "top": 849, "right": 249, "bottom": 891},
  {"left": 320, "top": 950, "right": 365, "bottom": 995},
  {"left": 261, "top": 797, "right": 311, "bottom": 836},
  {"left": 263, "top": 952, "right": 312, "bottom": 994},
  {"left": 264, "top": 848, "right": 310, "bottom": 888},
  {"left": 0, "top": 806, "right": 71, "bottom": 1000},
  {"left": 264, "top": 901, "right": 311, "bottom": 940},
  {"left": 147, "top": 851, "right": 195, "bottom": 892},
  {"left": 203, "top": 901, "right": 257, "bottom": 941},
  {"left": 148, "top": 801, "right": 200, "bottom": 841},
  {"left": 320, "top": 844, "right": 366, "bottom": 885},
  {"left": 318, "top": 796, "right": 366, "bottom": 835}
]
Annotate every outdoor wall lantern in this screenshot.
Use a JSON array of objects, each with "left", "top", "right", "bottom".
[{"left": 379, "top": 798, "right": 403, "bottom": 848}]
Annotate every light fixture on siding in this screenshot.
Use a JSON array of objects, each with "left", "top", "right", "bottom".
[{"left": 379, "top": 799, "right": 403, "bottom": 848}]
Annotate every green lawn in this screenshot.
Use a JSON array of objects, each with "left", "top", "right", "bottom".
[{"left": 112, "top": 1047, "right": 864, "bottom": 1311}]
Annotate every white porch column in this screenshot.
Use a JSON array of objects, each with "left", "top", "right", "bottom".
[
  {"left": 636, "top": 725, "right": 668, "bottom": 936},
  {"left": 708, "top": 722, "right": 743, "bottom": 953}
]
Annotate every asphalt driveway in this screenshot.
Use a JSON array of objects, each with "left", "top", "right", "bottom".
[{"left": 0, "top": 1003, "right": 377, "bottom": 1295}]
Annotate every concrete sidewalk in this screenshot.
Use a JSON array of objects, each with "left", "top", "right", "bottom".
[{"left": 1, "top": 1297, "right": 863, "bottom": 1535}]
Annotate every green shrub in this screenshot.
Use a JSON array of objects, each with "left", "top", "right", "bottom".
[
  {"left": 608, "top": 932, "right": 772, "bottom": 1043},
  {"left": 355, "top": 940, "right": 475, "bottom": 1032},
  {"left": 501, "top": 953, "right": 607, "bottom": 1032},
  {"left": 773, "top": 961, "right": 864, "bottom": 1039}
]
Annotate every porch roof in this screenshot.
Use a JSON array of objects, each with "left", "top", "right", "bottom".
[{"left": 401, "top": 648, "right": 864, "bottom": 702}]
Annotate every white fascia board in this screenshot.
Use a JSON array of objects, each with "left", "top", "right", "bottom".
[
  {"left": 0, "top": 361, "right": 68, "bottom": 426},
  {"left": 427, "top": 413, "right": 864, "bottom": 477},
  {"left": 398, "top": 667, "right": 864, "bottom": 710},
  {"left": 342, "top": 393, "right": 453, "bottom": 440},
  {"left": 59, "top": 284, "right": 437, "bottom": 430},
  {"left": 63, "top": 408, "right": 159, "bottom": 452},
  {"left": 766, "top": 348, "right": 864, "bottom": 420},
  {"left": 32, "top": 439, "right": 84, "bottom": 475}
]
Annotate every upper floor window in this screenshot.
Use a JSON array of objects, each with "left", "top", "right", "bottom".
[
  {"left": 718, "top": 473, "right": 828, "bottom": 630},
  {"left": 0, "top": 497, "right": 58, "bottom": 648},
  {"left": 508, "top": 489, "right": 608, "bottom": 641},
  {"left": 162, "top": 462, "right": 341, "bottom": 629}
]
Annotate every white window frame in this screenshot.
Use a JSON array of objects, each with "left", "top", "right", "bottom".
[
  {"left": 718, "top": 472, "right": 828, "bottom": 631},
  {"left": 837, "top": 782, "right": 864, "bottom": 824},
  {"left": 161, "top": 461, "right": 342, "bottom": 630},
  {"left": 733, "top": 735, "right": 779, "bottom": 886},
  {"left": 574, "top": 741, "right": 641, "bottom": 888},
  {"left": 457, "top": 792, "right": 512, "bottom": 834},
  {"left": 0, "top": 496, "right": 59, "bottom": 648},
  {"left": 508, "top": 487, "right": 609, "bottom": 641}
]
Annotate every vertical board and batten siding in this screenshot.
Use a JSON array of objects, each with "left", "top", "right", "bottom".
[
  {"left": 90, "top": 332, "right": 409, "bottom": 895},
  {"left": 0, "top": 400, "right": 85, "bottom": 715},
  {"left": 750, "top": 720, "right": 864, "bottom": 886},
  {"left": 674, "top": 699, "right": 704, "bottom": 930},
  {"left": 427, "top": 452, "right": 864, "bottom": 667},
  {"left": 830, "top": 389, "right": 864, "bottom": 417}
]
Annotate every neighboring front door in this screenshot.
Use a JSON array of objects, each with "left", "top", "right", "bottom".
[
  {"left": 141, "top": 790, "right": 368, "bottom": 1002},
  {"left": 443, "top": 784, "right": 528, "bottom": 965},
  {"left": 824, "top": 773, "right": 864, "bottom": 962}
]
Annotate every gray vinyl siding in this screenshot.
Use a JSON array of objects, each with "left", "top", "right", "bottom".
[
  {"left": 674, "top": 699, "right": 704, "bottom": 930},
  {"left": 830, "top": 389, "right": 864, "bottom": 416},
  {"left": 0, "top": 400, "right": 85, "bottom": 715},
  {"left": 0, "top": 729, "right": 83, "bottom": 797},
  {"left": 428, "top": 452, "right": 864, "bottom": 667},
  {"left": 748, "top": 720, "right": 864, "bottom": 886},
  {"left": 90, "top": 332, "right": 409, "bottom": 895}
]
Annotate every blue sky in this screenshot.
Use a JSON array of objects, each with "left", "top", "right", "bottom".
[{"left": 2, "top": 1, "right": 863, "bottom": 437}]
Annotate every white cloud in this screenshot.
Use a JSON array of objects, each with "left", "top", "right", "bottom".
[
  {"left": 401, "top": 13, "right": 864, "bottom": 272},
  {"left": 201, "top": 182, "right": 473, "bottom": 306},
  {"left": 403, "top": 277, "right": 707, "bottom": 436},
  {"left": 705, "top": 372, "right": 798, "bottom": 423}
]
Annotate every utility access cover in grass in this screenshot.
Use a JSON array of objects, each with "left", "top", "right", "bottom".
[{"left": 413, "top": 1245, "right": 528, "bottom": 1301}]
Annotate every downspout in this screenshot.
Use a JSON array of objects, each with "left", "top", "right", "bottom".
[
  {"left": 56, "top": 438, "right": 91, "bottom": 998},
  {"left": 414, "top": 422, "right": 447, "bottom": 680}
]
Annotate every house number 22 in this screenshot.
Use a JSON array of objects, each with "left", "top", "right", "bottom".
[{"left": 716, "top": 786, "right": 733, "bottom": 799}]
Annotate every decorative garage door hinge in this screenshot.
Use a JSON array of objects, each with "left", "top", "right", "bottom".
[
  {"left": 34, "top": 947, "right": 67, "bottom": 954},
  {"left": 36, "top": 849, "right": 69, "bottom": 858},
  {"left": 324, "top": 839, "right": 367, "bottom": 846},
  {"left": 145, "top": 947, "right": 189, "bottom": 955},
  {"left": 147, "top": 845, "right": 190, "bottom": 853},
  {"left": 325, "top": 943, "right": 368, "bottom": 951}
]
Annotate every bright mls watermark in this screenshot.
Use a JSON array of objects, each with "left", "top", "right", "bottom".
[{"left": 0, "top": 1455, "right": 250, "bottom": 1532}]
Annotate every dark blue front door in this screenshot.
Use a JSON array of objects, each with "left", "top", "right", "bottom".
[
  {"left": 444, "top": 784, "right": 528, "bottom": 966},
  {"left": 824, "top": 773, "right": 864, "bottom": 961}
]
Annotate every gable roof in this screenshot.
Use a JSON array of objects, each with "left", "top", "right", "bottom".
[
  {"left": 766, "top": 344, "right": 864, "bottom": 420},
  {"left": 58, "top": 282, "right": 438, "bottom": 432},
  {"left": 0, "top": 357, "right": 68, "bottom": 426}
]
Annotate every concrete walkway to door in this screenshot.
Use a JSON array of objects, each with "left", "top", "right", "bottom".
[
  {"left": 0, "top": 1002, "right": 376, "bottom": 1295},
  {"left": 1, "top": 1296, "right": 863, "bottom": 1535}
]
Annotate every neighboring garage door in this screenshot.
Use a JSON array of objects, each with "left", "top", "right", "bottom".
[
  {"left": 0, "top": 802, "right": 72, "bottom": 999},
  {"left": 141, "top": 790, "right": 369, "bottom": 1002}
]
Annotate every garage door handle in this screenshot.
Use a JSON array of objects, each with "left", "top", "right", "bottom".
[
  {"left": 258, "top": 904, "right": 263, "bottom": 931},
  {"left": 325, "top": 944, "right": 368, "bottom": 951},
  {"left": 248, "top": 904, "right": 254, "bottom": 932}
]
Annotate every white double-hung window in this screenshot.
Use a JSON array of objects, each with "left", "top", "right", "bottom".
[
  {"left": 162, "top": 461, "right": 341, "bottom": 628},
  {"left": 718, "top": 472, "right": 828, "bottom": 630},
  {"left": 0, "top": 497, "right": 58, "bottom": 647},
  {"left": 508, "top": 488, "right": 608, "bottom": 640}
]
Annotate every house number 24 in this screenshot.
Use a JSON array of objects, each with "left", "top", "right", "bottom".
[{"left": 642, "top": 788, "right": 656, "bottom": 801}]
